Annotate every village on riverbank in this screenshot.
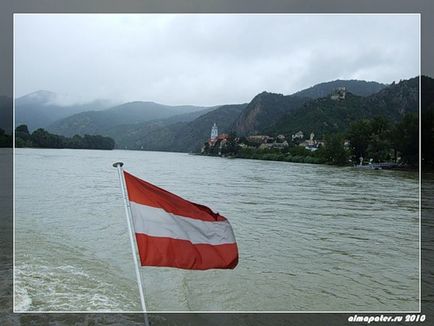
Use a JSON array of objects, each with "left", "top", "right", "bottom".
[{"left": 200, "top": 113, "right": 418, "bottom": 170}]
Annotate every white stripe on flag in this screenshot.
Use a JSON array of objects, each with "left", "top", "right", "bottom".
[{"left": 129, "top": 201, "right": 236, "bottom": 245}]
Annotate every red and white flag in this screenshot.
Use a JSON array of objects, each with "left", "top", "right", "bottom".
[{"left": 123, "top": 171, "right": 239, "bottom": 270}]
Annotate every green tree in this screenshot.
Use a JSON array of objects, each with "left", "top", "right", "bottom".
[
  {"left": 16, "top": 124, "right": 30, "bottom": 134},
  {"left": 366, "top": 116, "right": 392, "bottom": 162},
  {"left": 202, "top": 142, "right": 210, "bottom": 153},
  {"left": 15, "top": 124, "right": 32, "bottom": 147},
  {"left": 392, "top": 113, "right": 418, "bottom": 165},
  {"left": 31, "top": 128, "right": 63, "bottom": 148},
  {"left": 68, "top": 135, "right": 84, "bottom": 149},
  {"left": 346, "top": 120, "right": 371, "bottom": 161},
  {"left": 288, "top": 146, "right": 311, "bottom": 157},
  {"left": 320, "top": 133, "right": 348, "bottom": 165},
  {"left": 221, "top": 139, "right": 239, "bottom": 155}
]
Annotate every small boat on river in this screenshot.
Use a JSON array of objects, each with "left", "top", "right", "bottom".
[{"left": 354, "top": 157, "right": 400, "bottom": 170}]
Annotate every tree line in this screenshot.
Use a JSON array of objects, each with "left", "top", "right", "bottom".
[
  {"left": 15, "top": 125, "right": 115, "bottom": 150},
  {"left": 317, "top": 113, "right": 418, "bottom": 166}
]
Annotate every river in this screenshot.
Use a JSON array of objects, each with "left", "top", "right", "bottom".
[{"left": 14, "top": 148, "right": 419, "bottom": 312}]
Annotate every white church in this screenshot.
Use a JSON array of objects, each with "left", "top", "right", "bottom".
[{"left": 210, "top": 123, "right": 218, "bottom": 142}]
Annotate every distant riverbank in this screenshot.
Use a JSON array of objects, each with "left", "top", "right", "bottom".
[
  {"left": 15, "top": 125, "right": 115, "bottom": 150},
  {"left": 198, "top": 150, "right": 418, "bottom": 171},
  {"left": 200, "top": 150, "right": 324, "bottom": 165}
]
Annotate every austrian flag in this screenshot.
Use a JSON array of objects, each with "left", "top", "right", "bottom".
[{"left": 123, "top": 171, "right": 239, "bottom": 270}]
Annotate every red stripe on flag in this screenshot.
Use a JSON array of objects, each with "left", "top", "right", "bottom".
[
  {"left": 124, "top": 171, "right": 227, "bottom": 222},
  {"left": 135, "top": 233, "right": 239, "bottom": 270}
]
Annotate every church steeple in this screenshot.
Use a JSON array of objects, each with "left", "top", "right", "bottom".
[{"left": 210, "top": 123, "right": 218, "bottom": 141}]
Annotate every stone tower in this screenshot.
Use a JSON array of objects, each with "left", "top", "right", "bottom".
[{"left": 211, "top": 123, "right": 218, "bottom": 141}]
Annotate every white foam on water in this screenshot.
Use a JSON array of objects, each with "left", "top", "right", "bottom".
[
  {"left": 14, "top": 284, "right": 32, "bottom": 311},
  {"left": 15, "top": 258, "right": 139, "bottom": 311}
]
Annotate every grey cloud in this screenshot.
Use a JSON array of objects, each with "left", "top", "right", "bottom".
[{"left": 15, "top": 14, "right": 419, "bottom": 106}]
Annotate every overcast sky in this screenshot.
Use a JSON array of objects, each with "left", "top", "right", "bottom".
[{"left": 14, "top": 14, "right": 419, "bottom": 106}]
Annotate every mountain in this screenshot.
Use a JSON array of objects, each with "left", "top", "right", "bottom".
[
  {"left": 150, "top": 106, "right": 217, "bottom": 125},
  {"left": 271, "top": 77, "right": 419, "bottom": 138},
  {"left": 293, "top": 79, "right": 387, "bottom": 99},
  {"left": 15, "top": 90, "right": 112, "bottom": 131},
  {"left": 269, "top": 92, "right": 367, "bottom": 137},
  {"left": 230, "top": 80, "right": 387, "bottom": 136},
  {"left": 362, "top": 77, "right": 418, "bottom": 119},
  {"left": 106, "top": 103, "right": 247, "bottom": 152},
  {"left": 14, "top": 77, "right": 416, "bottom": 154},
  {"left": 47, "top": 102, "right": 211, "bottom": 137},
  {"left": 231, "top": 92, "right": 309, "bottom": 136},
  {"left": 156, "top": 77, "right": 391, "bottom": 151}
]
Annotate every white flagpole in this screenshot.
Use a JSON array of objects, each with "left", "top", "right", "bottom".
[{"left": 113, "top": 162, "right": 150, "bottom": 326}]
